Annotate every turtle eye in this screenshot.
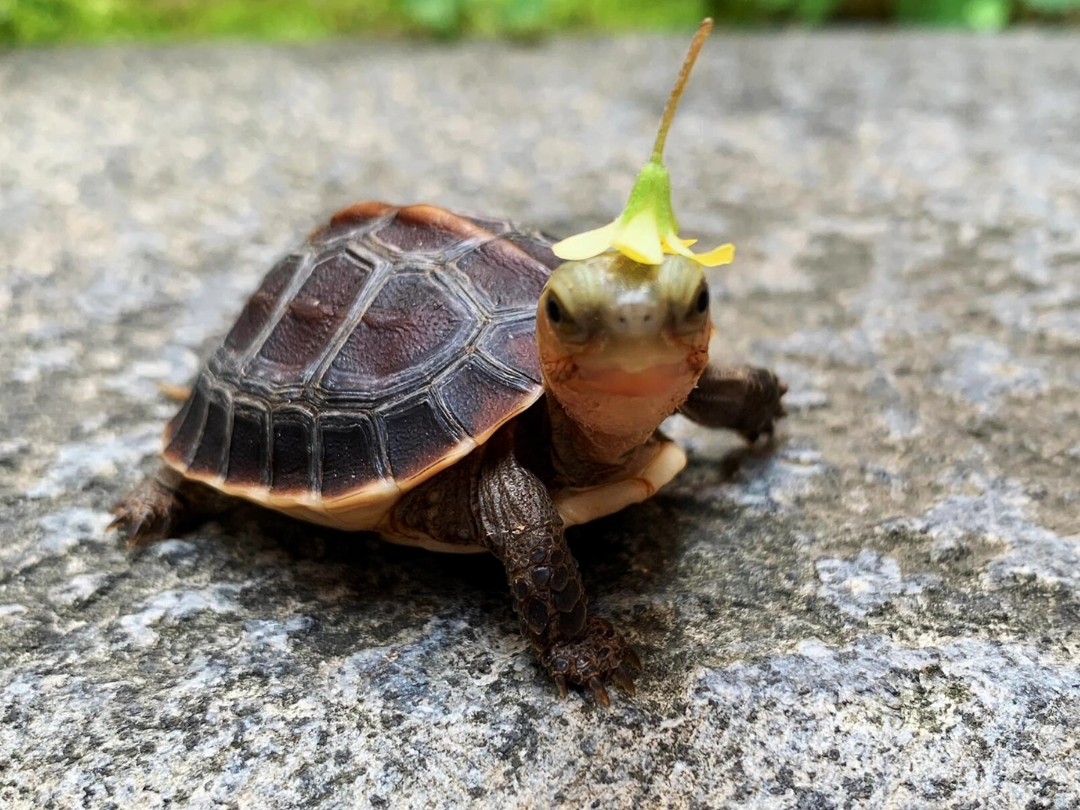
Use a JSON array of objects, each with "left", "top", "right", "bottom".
[
  {"left": 671, "top": 280, "right": 711, "bottom": 335},
  {"left": 546, "top": 295, "right": 563, "bottom": 324},
  {"left": 685, "top": 282, "right": 709, "bottom": 321},
  {"left": 694, "top": 286, "right": 709, "bottom": 314},
  {"left": 542, "top": 292, "right": 590, "bottom": 344}
]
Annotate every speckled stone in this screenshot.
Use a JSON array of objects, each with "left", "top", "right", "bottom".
[{"left": 2, "top": 34, "right": 1079, "bottom": 809}]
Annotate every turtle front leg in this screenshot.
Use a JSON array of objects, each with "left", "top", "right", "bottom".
[
  {"left": 474, "top": 450, "right": 641, "bottom": 705},
  {"left": 389, "top": 432, "right": 641, "bottom": 706},
  {"left": 680, "top": 363, "right": 788, "bottom": 442}
]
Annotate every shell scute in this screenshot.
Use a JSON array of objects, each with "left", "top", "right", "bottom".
[
  {"left": 322, "top": 271, "right": 474, "bottom": 397},
  {"left": 460, "top": 214, "right": 514, "bottom": 235},
  {"left": 453, "top": 239, "right": 552, "bottom": 311},
  {"left": 270, "top": 408, "right": 316, "bottom": 494},
  {"left": 224, "top": 253, "right": 304, "bottom": 355},
  {"left": 165, "top": 374, "right": 210, "bottom": 467},
  {"left": 504, "top": 232, "right": 567, "bottom": 269},
  {"left": 319, "top": 412, "right": 388, "bottom": 499},
  {"left": 252, "top": 251, "right": 374, "bottom": 384},
  {"left": 188, "top": 387, "right": 231, "bottom": 478},
  {"left": 382, "top": 396, "right": 466, "bottom": 481},
  {"left": 440, "top": 357, "right": 537, "bottom": 438},
  {"left": 227, "top": 402, "right": 270, "bottom": 488},
  {"left": 370, "top": 210, "right": 471, "bottom": 257},
  {"left": 480, "top": 318, "right": 543, "bottom": 383},
  {"left": 313, "top": 201, "right": 396, "bottom": 243}
]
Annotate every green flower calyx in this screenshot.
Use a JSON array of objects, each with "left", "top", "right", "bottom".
[{"left": 552, "top": 19, "right": 734, "bottom": 269}]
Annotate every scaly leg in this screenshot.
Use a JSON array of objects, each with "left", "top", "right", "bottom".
[
  {"left": 388, "top": 429, "right": 641, "bottom": 706},
  {"left": 109, "top": 466, "right": 226, "bottom": 548},
  {"left": 680, "top": 363, "right": 788, "bottom": 442}
]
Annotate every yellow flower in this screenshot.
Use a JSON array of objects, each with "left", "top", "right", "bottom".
[
  {"left": 551, "top": 18, "right": 734, "bottom": 270},
  {"left": 552, "top": 158, "right": 734, "bottom": 268}
]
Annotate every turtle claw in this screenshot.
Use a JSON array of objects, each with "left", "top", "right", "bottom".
[
  {"left": 110, "top": 499, "right": 170, "bottom": 549},
  {"left": 589, "top": 678, "right": 611, "bottom": 708},
  {"left": 541, "top": 617, "right": 641, "bottom": 706},
  {"left": 740, "top": 369, "right": 788, "bottom": 444},
  {"left": 553, "top": 674, "right": 569, "bottom": 700},
  {"left": 612, "top": 667, "right": 637, "bottom": 696}
]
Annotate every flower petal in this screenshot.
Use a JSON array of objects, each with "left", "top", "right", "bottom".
[
  {"left": 689, "top": 242, "right": 736, "bottom": 267},
  {"left": 662, "top": 235, "right": 699, "bottom": 260},
  {"left": 552, "top": 222, "right": 620, "bottom": 261},
  {"left": 612, "top": 211, "right": 664, "bottom": 265},
  {"left": 662, "top": 234, "right": 698, "bottom": 256},
  {"left": 662, "top": 234, "right": 735, "bottom": 267}
]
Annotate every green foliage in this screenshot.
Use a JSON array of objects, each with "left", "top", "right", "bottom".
[
  {"left": 751, "top": 0, "right": 845, "bottom": 26},
  {"left": 894, "top": 0, "right": 1012, "bottom": 27},
  {"left": 0, "top": 0, "right": 1078, "bottom": 46},
  {"left": 399, "top": 0, "right": 554, "bottom": 37},
  {"left": 0, "top": 0, "right": 96, "bottom": 43},
  {"left": 962, "top": 0, "right": 1012, "bottom": 28},
  {"left": 397, "top": 0, "right": 710, "bottom": 37},
  {"left": 1024, "top": 0, "right": 1080, "bottom": 11},
  {"left": 402, "top": 0, "right": 461, "bottom": 36},
  {"left": 0, "top": 0, "right": 382, "bottom": 44}
]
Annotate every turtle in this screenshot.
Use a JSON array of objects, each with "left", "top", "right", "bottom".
[
  {"left": 111, "top": 20, "right": 788, "bottom": 703},
  {"left": 111, "top": 200, "right": 787, "bottom": 704}
]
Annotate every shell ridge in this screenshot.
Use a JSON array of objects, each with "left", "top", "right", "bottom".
[
  {"left": 303, "top": 251, "right": 388, "bottom": 395},
  {"left": 238, "top": 248, "right": 317, "bottom": 374},
  {"left": 163, "top": 372, "right": 212, "bottom": 470},
  {"left": 474, "top": 310, "right": 544, "bottom": 386},
  {"left": 301, "top": 206, "right": 412, "bottom": 393},
  {"left": 224, "top": 394, "right": 272, "bottom": 489},
  {"left": 468, "top": 350, "right": 541, "bottom": 394},
  {"left": 210, "top": 383, "right": 236, "bottom": 483}
]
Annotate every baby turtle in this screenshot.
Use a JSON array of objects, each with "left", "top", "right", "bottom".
[{"left": 112, "top": 22, "right": 787, "bottom": 705}]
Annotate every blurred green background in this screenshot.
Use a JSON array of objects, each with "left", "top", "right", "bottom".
[{"left": 2, "top": 0, "right": 1079, "bottom": 45}]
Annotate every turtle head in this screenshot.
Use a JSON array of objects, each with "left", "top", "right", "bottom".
[{"left": 537, "top": 252, "right": 710, "bottom": 447}]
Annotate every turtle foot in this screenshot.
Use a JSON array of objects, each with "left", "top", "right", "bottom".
[
  {"left": 108, "top": 471, "right": 187, "bottom": 549},
  {"left": 541, "top": 617, "right": 642, "bottom": 707},
  {"left": 740, "top": 371, "right": 788, "bottom": 444}
]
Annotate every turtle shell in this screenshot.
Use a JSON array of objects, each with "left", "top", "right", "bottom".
[{"left": 162, "top": 202, "right": 561, "bottom": 529}]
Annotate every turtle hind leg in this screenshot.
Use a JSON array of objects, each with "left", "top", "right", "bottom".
[{"left": 109, "top": 466, "right": 220, "bottom": 549}]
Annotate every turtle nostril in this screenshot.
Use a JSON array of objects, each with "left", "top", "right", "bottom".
[{"left": 613, "top": 304, "right": 661, "bottom": 335}]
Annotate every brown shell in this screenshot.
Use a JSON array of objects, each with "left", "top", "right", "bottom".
[{"left": 162, "top": 202, "right": 561, "bottom": 516}]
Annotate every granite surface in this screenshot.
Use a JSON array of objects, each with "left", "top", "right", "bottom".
[{"left": 2, "top": 33, "right": 1079, "bottom": 808}]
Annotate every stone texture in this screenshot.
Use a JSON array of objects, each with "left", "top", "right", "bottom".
[{"left": 2, "top": 33, "right": 1079, "bottom": 808}]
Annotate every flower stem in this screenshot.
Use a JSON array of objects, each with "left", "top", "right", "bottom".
[{"left": 650, "top": 18, "right": 713, "bottom": 163}]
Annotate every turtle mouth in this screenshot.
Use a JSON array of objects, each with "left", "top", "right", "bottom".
[
  {"left": 572, "top": 359, "right": 692, "bottom": 397},
  {"left": 540, "top": 330, "right": 709, "bottom": 447},
  {"left": 564, "top": 333, "right": 707, "bottom": 398}
]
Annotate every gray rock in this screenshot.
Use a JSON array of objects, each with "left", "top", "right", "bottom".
[{"left": 2, "top": 33, "right": 1079, "bottom": 808}]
